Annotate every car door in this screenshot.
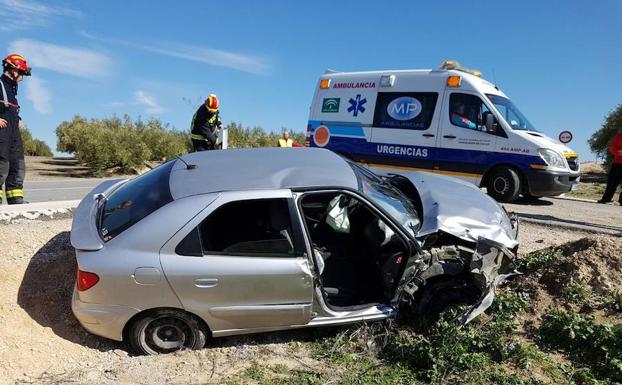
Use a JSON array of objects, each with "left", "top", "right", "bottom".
[
  {"left": 439, "top": 92, "right": 499, "bottom": 182},
  {"left": 159, "top": 190, "right": 314, "bottom": 334}
]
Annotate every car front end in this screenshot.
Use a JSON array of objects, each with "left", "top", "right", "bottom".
[{"left": 360, "top": 167, "right": 519, "bottom": 323}]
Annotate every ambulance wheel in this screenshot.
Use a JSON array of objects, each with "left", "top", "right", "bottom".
[{"left": 486, "top": 167, "right": 520, "bottom": 203}]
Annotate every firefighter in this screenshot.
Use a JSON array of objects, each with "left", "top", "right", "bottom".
[
  {"left": 277, "top": 131, "right": 293, "bottom": 147},
  {"left": 598, "top": 129, "right": 622, "bottom": 204},
  {"left": 190, "top": 94, "right": 223, "bottom": 152},
  {"left": 0, "top": 54, "right": 31, "bottom": 204}
]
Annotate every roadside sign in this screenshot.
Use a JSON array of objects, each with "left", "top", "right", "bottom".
[{"left": 558, "top": 130, "right": 573, "bottom": 144}]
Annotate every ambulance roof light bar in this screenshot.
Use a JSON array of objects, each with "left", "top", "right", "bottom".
[{"left": 440, "top": 60, "right": 482, "bottom": 77}]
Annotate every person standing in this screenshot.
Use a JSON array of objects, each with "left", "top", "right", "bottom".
[
  {"left": 277, "top": 131, "right": 293, "bottom": 147},
  {"left": 0, "top": 54, "right": 31, "bottom": 204},
  {"left": 598, "top": 130, "right": 622, "bottom": 204},
  {"left": 190, "top": 94, "right": 222, "bottom": 152}
]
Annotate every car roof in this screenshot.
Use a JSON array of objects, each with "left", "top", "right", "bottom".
[{"left": 169, "top": 147, "right": 359, "bottom": 200}]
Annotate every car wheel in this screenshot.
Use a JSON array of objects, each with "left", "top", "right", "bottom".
[
  {"left": 128, "top": 309, "right": 207, "bottom": 355},
  {"left": 486, "top": 167, "right": 520, "bottom": 203}
]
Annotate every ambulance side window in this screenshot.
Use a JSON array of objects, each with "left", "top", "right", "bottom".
[
  {"left": 449, "top": 93, "right": 492, "bottom": 132},
  {"left": 373, "top": 92, "right": 438, "bottom": 130}
]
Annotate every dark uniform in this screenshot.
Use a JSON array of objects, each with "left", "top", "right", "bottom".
[
  {"left": 190, "top": 104, "right": 222, "bottom": 152},
  {"left": 0, "top": 74, "right": 25, "bottom": 204}
]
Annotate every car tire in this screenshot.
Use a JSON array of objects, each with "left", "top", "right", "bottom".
[
  {"left": 486, "top": 167, "right": 520, "bottom": 203},
  {"left": 127, "top": 309, "right": 207, "bottom": 355}
]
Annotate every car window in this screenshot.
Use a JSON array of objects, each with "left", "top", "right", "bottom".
[
  {"left": 449, "top": 93, "right": 493, "bottom": 133},
  {"left": 198, "top": 198, "right": 299, "bottom": 257},
  {"left": 373, "top": 92, "right": 438, "bottom": 130},
  {"left": 100, "top": 160, "right": 174, "bottom": 241}
]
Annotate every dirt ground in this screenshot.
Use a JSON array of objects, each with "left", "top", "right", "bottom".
[{"left": 1, "top": 217, "right": 616, "bottom": 385}]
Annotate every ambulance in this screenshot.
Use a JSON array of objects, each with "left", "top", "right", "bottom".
[{"left": 306, "top": 61, "right": 580, "bottom": 202}]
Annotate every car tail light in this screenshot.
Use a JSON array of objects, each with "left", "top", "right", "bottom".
[{"left": 77, "top": 270, "right": 99, "bottom": 291}]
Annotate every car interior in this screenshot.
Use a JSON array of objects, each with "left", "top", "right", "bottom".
[{"left": 300, "top": 192, "right": 410, "bottom": 309}]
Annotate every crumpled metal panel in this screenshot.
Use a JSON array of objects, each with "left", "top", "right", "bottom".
[
  {"left": 393, "top": 170, "right": 518, "bottom": 249},
  {"left": 458, "top": 237, "right": 519, "bottom": 324}
]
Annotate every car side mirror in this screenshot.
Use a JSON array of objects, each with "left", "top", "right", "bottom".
[{"left": 485, "top": 113, "right": 498, "bottom": 133}]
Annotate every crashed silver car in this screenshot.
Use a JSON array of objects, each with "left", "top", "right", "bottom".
[{"left": 71, "top": 148, "right": 518, "bottom": 355}]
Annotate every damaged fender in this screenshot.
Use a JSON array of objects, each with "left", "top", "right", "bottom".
[
  {"left": 398, "top": 237, "right": 518, "bottom": 324},
  {"left": 458, "top": 237, "right": 519, "bottom": 324}
]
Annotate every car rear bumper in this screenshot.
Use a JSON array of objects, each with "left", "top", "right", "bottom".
[
  {"left": 526, "top": 170, "right": 580, "bottom": 197},
  {"left": 72, "top": 287, "right": 140, "bottom": 342}
]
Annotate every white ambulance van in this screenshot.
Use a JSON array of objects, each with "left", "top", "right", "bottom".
[{"left": 306, "top": 61, "right": 580, "bottom": 202}]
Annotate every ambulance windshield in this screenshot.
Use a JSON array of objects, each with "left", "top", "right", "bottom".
[{"left": 486, "top": 94, "right": 537, "bottom": 132}]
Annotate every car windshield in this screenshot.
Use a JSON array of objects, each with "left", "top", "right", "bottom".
[
  {"left": 486, "top": 94, "right": 537, "bottom": 131},
  {"left": 100, "top": 160, "right": 175, "bottom": 241},
  {"left": 349, "top": 162, "right": 420, "bottom": 237}
]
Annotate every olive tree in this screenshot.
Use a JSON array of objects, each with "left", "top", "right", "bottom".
[{"left": 589, "top": 103, "right": 622, "bottom": 165}]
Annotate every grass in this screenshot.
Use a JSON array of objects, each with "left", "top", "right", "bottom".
[
  {"left": 516, "top": 249, "right": 562, "bottom": 273},
  {"left": 538, "top": 309, "right": 622, "bottom": 384},
  {"left": 560, "top": 285, "right": 591, "bottom": 304}
]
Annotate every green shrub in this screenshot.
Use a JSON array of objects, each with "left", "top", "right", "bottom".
[
  {"left": 381, "top": 297, "right": 528, "bottom": 383},
  {"left": 517, "top": 249, "right": 562, "bottom": 273},
  {"left": 538, "top": 309, "right": 622, "bottom": 383},
  {"left": 560, "top": 285, "right": 590, "bottom": 304},
  {"left": 21, "top": 127, "right": 53, "bottom": 156},
  {"left": 605, "top": 292, "right": 622, "bottom": 313}
]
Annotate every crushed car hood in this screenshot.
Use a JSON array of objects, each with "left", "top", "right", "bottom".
[{"left": 395, "top": 171, "right": 518, "bottom": 250}]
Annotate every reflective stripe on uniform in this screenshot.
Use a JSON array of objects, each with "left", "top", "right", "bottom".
[
  {"left": 6, "top": 189, "right": 23, "bottom": 198},
  {"left": 1, "top": 79, "right": 8, "bottom": 108},
  {"left": 190, "top": 133, "right": 208, "bottom": 141}
]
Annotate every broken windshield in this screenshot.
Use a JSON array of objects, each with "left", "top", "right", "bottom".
[
  {"left": 349, "top": 163, "right": 420, "bottom": 237},
  {"left": 486, "top": 94, "right": 537, "bottom": 132}
]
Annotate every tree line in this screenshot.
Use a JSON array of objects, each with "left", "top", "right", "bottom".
[{"left": 54, "top": 115, "right": 305, "bottom": 173}]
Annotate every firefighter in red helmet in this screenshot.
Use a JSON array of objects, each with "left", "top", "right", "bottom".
[
  {"left": 0, "top": 54, "right": 31, "bottom": 204},
  {"left": 190, "top": 94, "right": 223, "bottom": 152}
]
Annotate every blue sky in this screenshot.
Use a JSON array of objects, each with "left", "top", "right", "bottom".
[{"left": 1, "top": 0, "right": 620, "bottom": 160}]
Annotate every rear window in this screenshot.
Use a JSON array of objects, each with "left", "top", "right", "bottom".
[{"left": 100, "top": 161, "right": 175, "bottom": 241}]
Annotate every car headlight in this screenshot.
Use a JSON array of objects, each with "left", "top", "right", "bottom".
[{"left": 537, "top": 148, "right": 566, "bottom": 169}]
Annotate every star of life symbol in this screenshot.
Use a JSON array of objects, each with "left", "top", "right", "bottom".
[{"left": 348, "top": 94, "right": 367, "bottom": 117}]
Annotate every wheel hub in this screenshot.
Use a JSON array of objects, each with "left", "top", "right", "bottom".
[
  {"left": 144, "top": 317, "right": 191, "bottom": 353},
  {"left": 493, "top": 176, "right": 509, "bottom": 194}
]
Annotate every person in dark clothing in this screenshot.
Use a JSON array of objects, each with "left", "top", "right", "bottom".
[
  {"left": 0, "top": 54, "right": 31, "bottom": 204},
  {"left": 598, "top": 130, "right": 622, "bottom": 204},
  {"left": 190, "top": 94, "right": 223, "bottom": 152}
]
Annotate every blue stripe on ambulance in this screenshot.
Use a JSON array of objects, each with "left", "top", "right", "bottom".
[{"left": 308, "top": 120, "right": 544, "bottom": 176}]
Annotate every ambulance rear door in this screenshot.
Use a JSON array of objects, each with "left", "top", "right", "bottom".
[
  {"left": 309, "top": 75, "right": 381, "bottom": 161},
  {"left": 370, "top": 72, "right": 443, "bottom": 169}
]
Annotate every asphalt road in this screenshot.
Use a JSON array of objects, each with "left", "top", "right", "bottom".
[
  {"left": 503, "top": 197, "right": 622, "bottom": 235},
  {"left": 4, "top": 178, "right": 112, "bottom": 204}
]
